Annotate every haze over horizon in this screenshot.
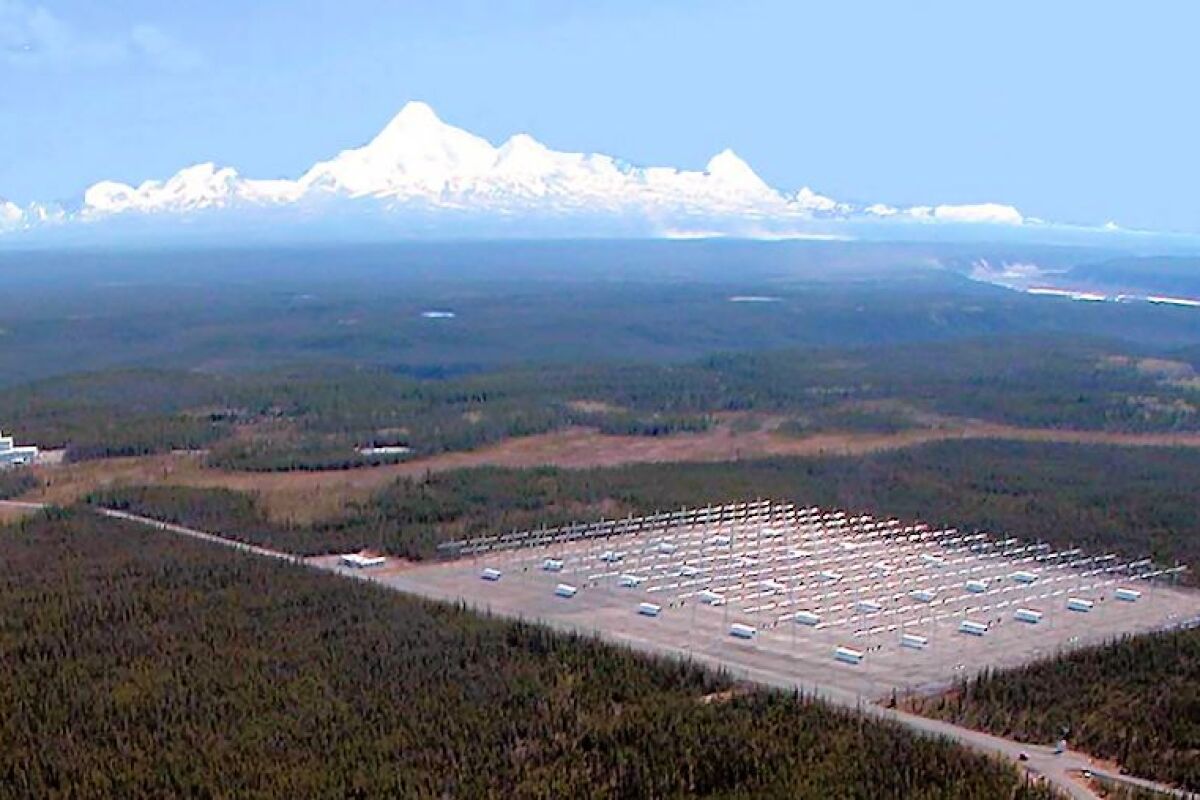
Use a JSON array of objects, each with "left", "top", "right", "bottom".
[{"left": 3, "top": 1, "right": 1199, "bottom": 235}]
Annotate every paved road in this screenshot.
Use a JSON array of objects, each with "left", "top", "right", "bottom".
[{"left": 94, "top": 507, "right": 1196, "bottom": 800}]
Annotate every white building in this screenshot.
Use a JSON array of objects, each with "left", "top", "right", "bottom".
[{"left": 0, "top": 432, "right": 37, "bottom": 468}]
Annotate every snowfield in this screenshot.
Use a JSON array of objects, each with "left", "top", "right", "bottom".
[{"left": 2, "top": 101, "right": 1027, "bottom": 239}]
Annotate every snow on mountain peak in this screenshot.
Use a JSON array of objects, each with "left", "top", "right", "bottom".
[
  {"left": 883, "top": 202, "right": 1025, "bottom": 225},
  {"left": 931, "top": 203, "right": 1024, "bottom": 225},
  {"left": 792, "top": 187, "right": 848, "bottom": 215},
  {"left": 300, "top": 101, "right": 498, "bottom": 197},
  {"left": 391, "top": 100, "right": 440, "bottom": 123},
  {"left": 705, "top": 148, "right": 770, "bottom": 191},
  {"left": 1, "top": 200, "right": 25, "bottom": 230},
  {"left": 41, "top": 100, "right": 1035, "bottom": 237},
  {"left": 84, "top": 162, "right": 243, "bottom": 215},
  {"left": 1, "top": 199, "right": 66, "bottom": 231},
  {"left": 497, "top": 133, "right": 548, "bottom": 157},
  {"left": 364, "top": 100, "right": 475, "bottom": 152},
  {"left": 83, "top": 162, "right": 301, "bottom": 215},
  {"left": 494, "top": 133, "right": 555, "bottom": 168}
]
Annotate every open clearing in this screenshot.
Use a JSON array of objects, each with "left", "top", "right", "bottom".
[
  {"left": 366, "top": 502, "right": 1200, "bottom": 705},
  {"left": 21, "top": 420, "right": 1200, "bottom": 523},
  {"left": 0, "top": 502, "right": 39, "bottom": 524}
]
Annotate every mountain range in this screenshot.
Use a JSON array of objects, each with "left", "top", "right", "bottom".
[{"left": 0, "top": 101, "right": 1114, "bottom": 243}]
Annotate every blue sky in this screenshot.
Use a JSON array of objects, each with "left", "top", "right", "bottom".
[{"left": 2, "top": 1, "right": 1197, "bottom": 232}]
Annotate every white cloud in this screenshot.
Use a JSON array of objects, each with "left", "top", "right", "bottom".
[
  {"left": 930, "top": 203, "right": 1024, "bottom": 225},
  {"left": 0, "top": 199, "right": 24, "bottom": 229},
  {"left": 864, "top": 201, "right": 1024, "bottom": 226},
  {"left": 0, "top": 1, "right": 200, "bottom": 70},
  {"left": 659, "top": 228, "right": 729, "bottom": 240}
]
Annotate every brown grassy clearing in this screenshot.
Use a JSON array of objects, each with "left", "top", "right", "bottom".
[
  {"left": 20, "top": 419, "right": 1200, "bottom": 525},
  {"left": 0, "top": 503, "right": 39, "bottom": 525}
]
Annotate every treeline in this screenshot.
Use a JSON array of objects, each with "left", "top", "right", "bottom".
[
  {"left": 0, "top": 510, "right": 1057, "bottom": 799},
  {"left": 90, "top": 440, "right": 1200, "bottom": 578},
  {"left": 202, "top": 397, "right": 573, "bottom": 472},
  {"left": 1089, "top": 776, "right": 1172, "bottom": 800},
  {"left": 779, "top": 403, "right": 917, "bottom": 436},
  {"left": 907, "top": 627, "right": 1200, "bottom": 792},
  {"left": 63, "top": 415, "right": 227, "bottom": 461},
  {"left": 6, "top": 336, "right": 1200, "bottom": 470},
  {"left": 204, "top": 434, "right": 412, "bottom": 472},
  {"left": 0, "top": 369, "right": 236, "bottom": 457},
  {"left": 581, "top": 411, "right": 715, "bottom": 437}
]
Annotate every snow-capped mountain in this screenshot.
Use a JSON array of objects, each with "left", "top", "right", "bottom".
[
  {"left": 0, "top": 199, "right": 65, "bottom": 232},
  {"left": 1, "top": 100, "right": 1030, "bottom": 240},
  {"left": 83, "top": 163, "right": 302, "bottom": 216}
]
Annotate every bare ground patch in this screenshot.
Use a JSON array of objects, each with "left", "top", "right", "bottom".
[
  {"left": 20, "top": 420, "right": 1200, "bottom": 524},
  {"left": 0, "top": 503, "right": 39, "bottom": 525}
]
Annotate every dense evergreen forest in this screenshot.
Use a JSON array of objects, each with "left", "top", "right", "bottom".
[
  {"left": 8, "top": 241, "right": 1200, "bottom": 392},
  {"left": 93, "top": 440, "right": 1200, "bottom": 580},
  {"left": 906, "top": 627, "right": 1200, "bottom": 792},
  {"left": 4, "top": 335, "right": 1200, "bottom": 468},
  {"left": 0, "top": 510, "right": 1057, "bottom": 799}
]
